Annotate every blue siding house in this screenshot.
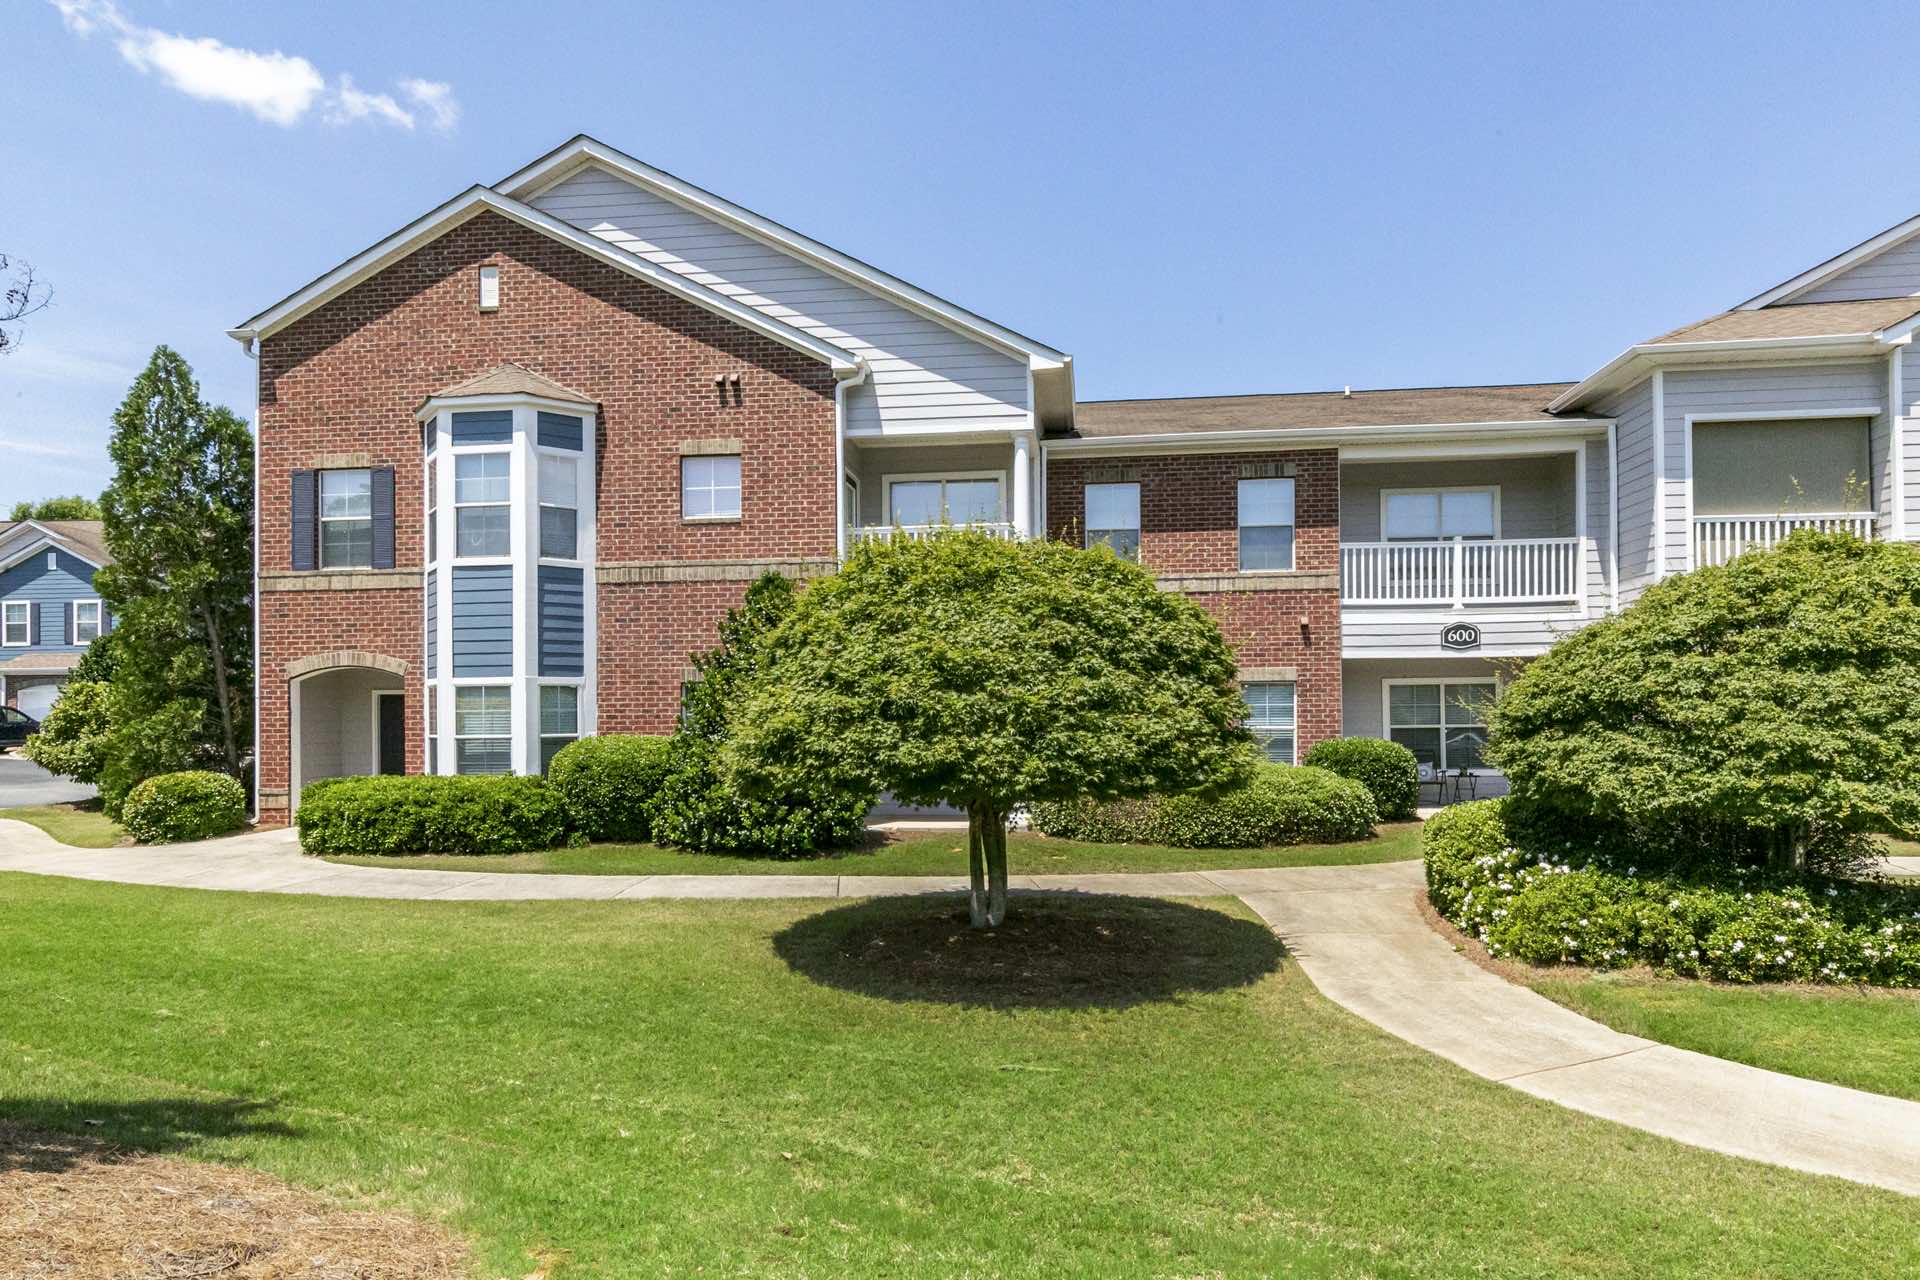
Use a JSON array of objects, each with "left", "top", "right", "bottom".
[{"left": 0, "top": 521, "right": 113, "bottom": 720}]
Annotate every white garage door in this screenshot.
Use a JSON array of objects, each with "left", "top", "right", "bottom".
[{"left": 14, "top": 684, "right": 60, "bottom": 720}]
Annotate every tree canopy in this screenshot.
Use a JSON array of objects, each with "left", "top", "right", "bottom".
[
  {"left": 725, "top": 532, "right": 1256, "bottom": 925},
  {"left": 1489, "top": 531, "right": 1920, "bottom": 869},
  {"left": 9, "top": 495, "right": 102, "bottom": 521}
]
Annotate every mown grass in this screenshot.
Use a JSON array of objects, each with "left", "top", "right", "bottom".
[
  {"left": 2, "top": 873, "right": 1916, "bottom": 1278},
  {"left": 0, "top": 802, "right": 126, "bottom": 848},
  {"left": 323, "top": 821, "right": 1424, "bottom": 876},
  {"left": 1522, "top": 970, "right": 1920, "bottom": 1102}
]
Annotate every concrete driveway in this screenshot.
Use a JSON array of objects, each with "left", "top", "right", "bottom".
[{"left": 0, "top": 754, "right": 95, "bottom": 807}]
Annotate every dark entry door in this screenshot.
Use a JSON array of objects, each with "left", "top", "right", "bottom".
[{"left": 376, "top": 692, "right": 405, "bottom": 775}]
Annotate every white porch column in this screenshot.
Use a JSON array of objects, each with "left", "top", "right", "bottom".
[{"left": 1012, "top": 433, "right": 1034, "bottom": 538}]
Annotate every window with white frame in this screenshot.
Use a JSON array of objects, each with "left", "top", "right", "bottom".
[
  {"left": 539, "top": 455, "right": 579, "bottom": 558},
  {"left": 1085, "top": 482, "right": 1141, "bottom": 559},
  {"left": 539, "top": 684, "right": 579, "bottom": 773},
  {"left": 455, "top": 452, "right": 511, "bottom": 557},
  {"left": 888, "top": 475, "right": 1002, "bottom": 528},
  {"left": 1244, "top": 682, "right": 1296, "bottom": 764},
  {"left": 319, "top": 469, "right": 373, "bottom": 569},
  {"left": 1238, "top": 478, "right": 1295, "bottom": 571},
  {"left": 425, "top": 457, "right": 438, "bottom": 563},
  {"left": 73, "top": 600, "right": 101, "bottom": 644},
  {"left": 682, "top": 455, "right": 741, "bottom": 520},
  {"left": 1387, "top": 681, "right": 1495, "bottom": 773},
  {"left": 426, "top": 684, "right": 438, "bottom": 775},
  {"left": 454, "top": 685, "right": 512, "bottom": 774},
  {"left": 1382, "top": 488, "right": 1498, "bottom": 541},
  {"left": 2, "top": 601, "right": 27, "bottom": 646}
]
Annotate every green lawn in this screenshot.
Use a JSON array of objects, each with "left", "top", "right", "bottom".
[
  {"left": 323, "top": 821, "right": 1424, "bottom": 876},
  {"left": 0, "top": 802, "right": 126, "bottom": 848},
  {"left": 2, "top": 875, "right": 1916, "bottom": 1278},
  {"left": 1522, "top": 970, "right": 1920, "bottom": 1102}
]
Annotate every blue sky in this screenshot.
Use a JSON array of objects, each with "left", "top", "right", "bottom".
[{"left": 5, "top": 0, "right": 1918, "bottom": 508}]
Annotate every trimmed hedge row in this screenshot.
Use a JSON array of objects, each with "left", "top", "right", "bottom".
[
  {"left": 1425, "top": 798, "right": 1920, "bottom": 986},
  {"left": 1029, "top": 764, "right": 1377, "bottom": 848},
  {"left": 122, "top": 770, "right": 246, "bottom": 844},
  {"left": 1302, "top": 737, "right": 1420, "bottom": 821},
  {"left": 296, "top": 775, "right": 580, "bottom": 856},
  {"left": 546, "top": 734, "right": 672, "bottom": 842}
]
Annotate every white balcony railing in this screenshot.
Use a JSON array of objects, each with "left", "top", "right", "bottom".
[
  {"left": 1691, "top": 513, "right": 1874, "bottom": 568},
  {"left": 1341, "top": 537, "right": 1585, "bottom": 606},
  {"left": 851, "top": 521, "right": 1018, "bottom": 542}
]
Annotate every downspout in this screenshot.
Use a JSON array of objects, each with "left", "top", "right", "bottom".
[
  {"left": 237, "top": 330, "right": 263, "bottom": 821},
  {"left": 833, "top": 361, "right": 871, "bottom": 560}
]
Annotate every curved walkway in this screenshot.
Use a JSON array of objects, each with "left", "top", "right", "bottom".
[{"left": 2, "top": 818, "right": 1917, "bottom": 1197}]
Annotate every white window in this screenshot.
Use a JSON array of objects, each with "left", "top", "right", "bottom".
[
  {"left": 454, "top": 685, "right": 512, "bottom": 775},
  {"left": 539, "top": 684, "right": 579, "bottom": 773},
  {"left": 427, "top": 684, "right": 438, "bottom": 775},
  {"left": 1085, "top": 482, "right": 1141, "bottom": 559},
  {"left": 1382, "top": 488, "right": 1499, "bottom": 541},
  {"left": 425, "top": 457, "right": 438, "bottom": 563},
  {"left": 73, "top": 600, "right": 101, "bottom": 644},
  {"left": 682, "top": 455, "right": 742, "bottom": 520},
  {"left": 539, "top": 455, "right": 579, "bottom": 558},
  {"left": 455, "top": 453, "right": 511, "bottom": 557},
  {"left": 319, "top": 469, "right": 373, "bottom": 569},
  {"left": 1238, "top": 478, "right": 1295, "bottom": 571},
  {"left": 1387, "top": 681, "right": 1495, "bottom": 773},
  {"left": 478, "top": 264, "right": 500, "bottom": 311},
  {"left": 887, "top": 475, "right": 1003, "bottom": 527},
  {"left": 1244, "top": 682, "right": 1296, "bottom": 764},
  {"left": 1, "top": 601, "right": 28, "bottom": 646}
]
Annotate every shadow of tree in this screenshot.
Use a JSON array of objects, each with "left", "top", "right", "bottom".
[
  {"left": 772, "top": 892, "right": 1283, "bottom": 1010},
  {"left": 0, "top": 1097, "right": 296, "bottom": 1174}
]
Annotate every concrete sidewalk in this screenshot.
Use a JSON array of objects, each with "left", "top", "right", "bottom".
[{"left": 4, "top": 816, "right": 1918, "bottom": 1196}]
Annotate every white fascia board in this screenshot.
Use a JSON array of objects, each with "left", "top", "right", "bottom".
[
  {"left": 1736, "top": 215, "right": 1920, "bottom": 310},
  {"left": 228, "top": 186, "right": 863, "bottom": 377},
  {"left": 1040, "top": 418, "right": 1611, "bottom": 459},
  {"left": 495, "top": 136, "right": 1070, "bottom": 368},
  {"left": 1548, "top": 334, "right": 1888, "bottom": 412}
]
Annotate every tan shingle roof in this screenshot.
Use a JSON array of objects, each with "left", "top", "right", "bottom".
[
  {"left": 424, "top": 363, "right": 595, "bottom": 406},
  {"left": 0, "top": 650, "right": 84, "bottom": 674},
  {"left": 1066, "top": 382, "right": 1581, "bottom": 439},
  {"left": 1646, "top": 298, "right": 1920, "bottom": 346},
  {"left": 0, "top": 520, "right": 110, "bottom": 568}
]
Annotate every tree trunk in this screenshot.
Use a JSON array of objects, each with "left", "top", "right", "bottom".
[
  {"left": 197, "top": 594, "right": 239, "bottom": 775},
  {"left": 966, "top": 803, "right": 1010, "bottom": 928},
  {"left": 985, "top": 811, "right": 1009, "bottom": 927},
  {"left": 967, "top": 802, "right": 989, "bottom": 928}
]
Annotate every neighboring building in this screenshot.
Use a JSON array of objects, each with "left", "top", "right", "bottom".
[
  {"left": 0, "top": 520, "right": 113, "bottom": 719},
  {"left": 230, "top": 134, "right": 1920, "bottom": 820}
]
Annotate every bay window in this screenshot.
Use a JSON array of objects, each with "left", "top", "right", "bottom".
[
  {"left": 539, "top": 684, "right": 579, "bottom": 773},
  {"left": 455, "top": 452, "right": 511, "bottom": 557},
  {"left": 539, "top": 455, "right": 579, "bottom": 558},
  {"left": 454, "top": 685, "right": 512, "bottom": 774}
]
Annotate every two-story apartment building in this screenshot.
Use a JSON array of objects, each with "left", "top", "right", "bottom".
[
  {"left": 0, "top": 520, "right": 113, "bottom": 720},
  {"left": 230, "top": 134, "right": 1920, "bottom": 820}
]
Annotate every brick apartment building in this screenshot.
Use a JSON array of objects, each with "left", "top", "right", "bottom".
[{"left": 231, "top": 135, "right": 1920, "bottom": 820}]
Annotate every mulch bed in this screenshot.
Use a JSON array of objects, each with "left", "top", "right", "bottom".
[{"left": 0, "top": 1125, "right": 466, "bottom": 1279}]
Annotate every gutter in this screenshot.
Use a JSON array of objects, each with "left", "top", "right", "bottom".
[
  {"left": 1549, "top": 333, "right": 1888, "bottom": 413},
  {"left": 833, "top": 361, "right": 872, "bottom": 560},
  {"left": 1040, "top": 417, "right": 1613, "bottom": 457}
]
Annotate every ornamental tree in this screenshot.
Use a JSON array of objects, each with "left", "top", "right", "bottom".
[
  {"left": 1489, "top": 531, "right": 1920, "bottom": 871},
  {"left": 724, "top": 531, "right": 1258, "bottom": 926}
]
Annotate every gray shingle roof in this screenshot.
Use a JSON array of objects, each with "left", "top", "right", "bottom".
[
  {"left": 1645, "top": 298, "right": 1920, "bottom": 346},
  {"left": 1065, "top": 382, "right": 1582, "bottom": 439}
]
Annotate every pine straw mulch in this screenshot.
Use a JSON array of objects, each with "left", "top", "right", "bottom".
[{"left": 0, "top": 1124, "right": 468, "bottom": 1280}]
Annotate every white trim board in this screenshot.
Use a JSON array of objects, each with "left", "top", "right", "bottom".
[{"left": 1738, "top": 217, "right": 1920, "bottom": 310}]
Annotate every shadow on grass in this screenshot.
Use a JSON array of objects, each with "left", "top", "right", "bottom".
[
  {"left": 0, "top": 1097, "right": 295, "bottom": 1173},
  {"left": 772, "top": 892, "right": 1283, "bottom": 1010}
]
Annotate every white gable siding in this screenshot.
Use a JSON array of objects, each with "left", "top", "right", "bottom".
[
  {"left": 1664, "top": 361, "right": 1885, "bottom": 569},
  {"left": 1599, "top": 378, "right": 1657, "bottom": 603},
  {"left": 1789, "top": 232, "right": 1920, "bottom": 304},
  {"left": 529, "top": 167, "right": 1030, "bottom": 436}
]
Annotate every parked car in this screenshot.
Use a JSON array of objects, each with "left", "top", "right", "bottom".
[{"left": 0, "top": 706, "right": 41, "bottom": 747}]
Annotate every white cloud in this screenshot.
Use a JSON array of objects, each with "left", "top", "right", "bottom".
[{"left": 52, "top": 0, "right": 459, "bottom": 132}]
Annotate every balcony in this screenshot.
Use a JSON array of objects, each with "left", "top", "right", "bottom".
[
  {"left": 1691, "top": 513, "right": 1873, "bottom": 568},
  {"left": 1341, "top": 537, "right": 1586, "bottom": 606},
  {"left": 851, "top": 521, "right": 1018, "bottom": 542}
]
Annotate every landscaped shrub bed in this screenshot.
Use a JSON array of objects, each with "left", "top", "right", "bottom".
[
  {"left": 1302, "top": 737, "right": 1420, "bottom": 821},
  {"left": 296, "top": 775, "right": 581, "bottom": 856},
  {"left": 121, "top": 770, "right": 246, "bottom": 843},
  {"left": 546, "top": 734, "right": 671, "bottom": 842},
  {"left": 1030, "top": 765, "right": 1377, "bottom": 848},
  {"left": 1425, "top": 799, "right": 1920, "bottom": 986}
]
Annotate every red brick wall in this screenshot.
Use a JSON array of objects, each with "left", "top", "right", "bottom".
[
  {"left": 1045, "top": 448, "right": 1343, "bottom": 755},
  {"left": 256, "top": 211, "right": 839, "bottom": 812}
]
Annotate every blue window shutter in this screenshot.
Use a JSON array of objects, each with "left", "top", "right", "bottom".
[
  {"left": 370, "top": 467, "right": 396, "bottom": 569},
  {"left": 62, "top": 602, "right": 72, "bottom": 645},
  {"left": 28, "top": 603, "right": 38, "bottom": 647},
  {"left": 291, "top": 470, "right": 318, "bottom": 570}
]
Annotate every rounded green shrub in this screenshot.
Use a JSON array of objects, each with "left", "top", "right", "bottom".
[
  {"left": 546, "top": 735, "right": 671, "bottom": 842},
  {"left": 1030, "top": 764, "right": 1378, "bottom": 848},
  {"left": 296, "top": 775, "right": 579, "bottom": 856},
  {"left": 1422, "top": 797, "right": 1920, "bottom": 986},
  {"left": 1303, "top": 737, "right": 1420, "bottom": 821},
  {"left": 121, "top": 769, "right": 246, "bottom": 844}
]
